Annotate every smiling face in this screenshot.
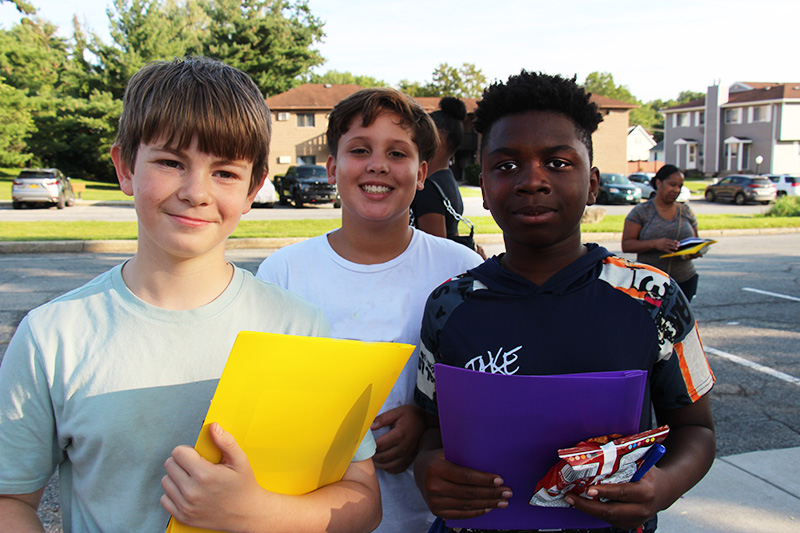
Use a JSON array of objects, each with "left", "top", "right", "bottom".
[
  {"left": 480, "top": 110, "right": 599, "bottom": 252},
  {"left": 327, "top": 111, "right": 426, "bottom": 226},
  {"left": 112, "top": 137, "right": 260, "bottom": 263}
]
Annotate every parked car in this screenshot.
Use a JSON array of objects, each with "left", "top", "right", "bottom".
[
  {"left": 12, "top": 168, "right": 75, "bottom": 209},
  {"left": 598, "top": 173, "right": 642, "bottom": 205},
  {"left": 627, "top": 172, "right": 655, "bottom": 199},
  {"left": 274, "top": 164, "right": 340, "bottom": 208},
  {"left": 704, "top": 175, "right": 776, "bottom": 205},
  {"left": 628, "top": 171, "right": 691, "bottom": 203},
  {"left": 252, "top": 177, "right": 277, "bottom": 208},
  {"left": 765, "top": 174, "right": 800, "bottom": 197}
]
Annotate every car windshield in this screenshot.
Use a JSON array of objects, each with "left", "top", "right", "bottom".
[
  {"left": 18, "top": 172, "right": 55, "bottom": 180},
  {"left": 297, "top": 167, "right": 327, "bottom": 177},
  {"left": 601, "top": 174, "right": 630, "bottom": 184}
]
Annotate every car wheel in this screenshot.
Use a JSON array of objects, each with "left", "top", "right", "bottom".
[
  {"left": 265, "top": 202, "right": 274, "bottom": 208},
  {"left": 333, "top": 197, "right": 342, "bottom": 209},
  {"left": 734, "top": 193, "right": 746, "bottom": 205},
  {"left": 292, "top": 190, "right": 304, "bottom": 208},
  {"left": 649, "top": 192, "right": 656, "bottom": 200},
  {"left": 66, "top": 196, "right": 75, "bottom": 207},
  {"left": 56, "top": 193, "right": 65, "bottom": 209},
  {"left": 777, "top": 191, "right": 786, "bottom": 197},
  {"left": 760, "top": 201, "right": 771, "bottom": 205},
  {"left": 12, "top": 201, "right": 23, "bottom": 209},
  {"left": 278, "top": 190, "right": 289, "bottom": 205},
  {"left": 597, "top": 191, "right": 607, "bottom": 205},
  {"left": 704, "top": 190, "right": 715, "bottom": 202}
]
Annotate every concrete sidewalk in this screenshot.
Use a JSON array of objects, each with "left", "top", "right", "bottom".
[{"left": 658, "top": 446, "right": 799, "bottom": 532}]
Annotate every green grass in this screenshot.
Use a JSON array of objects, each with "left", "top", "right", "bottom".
[
  {"left": 1, "top": 168, "right": 129, "bottom": 202},
  {"left": 684, "top": 179, "right": 710, "bottom": 194},
  {"left": 765, "top": 195, "right": 800, "bottom": 217},
  {"left": 2, "top": 214, "right": 798, "bottom": 242}
]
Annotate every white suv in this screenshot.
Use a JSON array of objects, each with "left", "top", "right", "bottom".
[
  {"left": 12, "top": 168, "right": 76, "bottom": 209},
  {"left": 765, "top": 174, "right": 799, "bottom": 197}
]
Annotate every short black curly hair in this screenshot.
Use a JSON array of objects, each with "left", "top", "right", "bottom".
[{"left": 474, "top": 70, "right": 603, "bottom": 163}]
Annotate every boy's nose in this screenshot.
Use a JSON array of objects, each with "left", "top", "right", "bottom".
[
  {"left": 516, "top": 164, "right": 551, "bottom": 193},
  {"left": 178, "top": 172, "right": 212, "bottom": 205},
  {"left": 366, "top": 155, "right": 389, "bottom": 174}
]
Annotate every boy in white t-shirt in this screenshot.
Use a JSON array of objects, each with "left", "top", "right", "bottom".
[
  {"left": 257, "top": 88, "right": 483, "bottom": 532},
  {"left": 0, "top": 57, "right": 380, "bottom": 532}
]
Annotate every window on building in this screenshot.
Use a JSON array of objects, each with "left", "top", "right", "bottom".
[
  {"left": 750, "top": 105, "right": 769, "bottom": 123},
  {"left": 676, "top": 113, "right": 689, "bottom": 127},
  {"left": 297, "top": 155, "right": 316, "bottom": 165},
  {"left": 725, "top": 108, "right": 741, "bottom": 124},
  {"left": 696, "top": 111, "right": 705, "bottom": 126},
  {"left": 297, "top": 113, "right": 315, "bottom": 127}
]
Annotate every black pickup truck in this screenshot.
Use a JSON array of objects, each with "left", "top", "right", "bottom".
[{"left": 274, "top": 165, "right": 341, "bottom": 208}]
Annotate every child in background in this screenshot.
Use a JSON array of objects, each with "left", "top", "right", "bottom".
[
  {"left": 257, "top": 87, "right": 483, "bottom": 532},
  {"left": 0, "top": 57, "right": 380, "bottom": 532},
  {"left": 414, "top": 71, "right": 715, "bottom": 533}
]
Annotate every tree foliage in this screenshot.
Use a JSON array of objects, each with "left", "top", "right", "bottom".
[
  {"left": 306, "top": 69, "right": 386, "bottom": 88},
  {"left": 0, "top": 0, "right": 35, "bottom": 14},
  {"left": 399, "top": 62, "right": 487, "bottom": 98}
]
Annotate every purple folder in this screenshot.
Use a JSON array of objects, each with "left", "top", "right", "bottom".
[{"left": 435, "top": 364, "right": 647, "bottom": 530}]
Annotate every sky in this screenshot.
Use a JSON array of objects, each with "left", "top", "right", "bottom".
[{"left": 2, "top": 0, "right": 799, "bottom": 103}]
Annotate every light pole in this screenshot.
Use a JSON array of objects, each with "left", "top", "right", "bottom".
[{"left": 755, "top": 155, "right": 764, "bottom": 175}]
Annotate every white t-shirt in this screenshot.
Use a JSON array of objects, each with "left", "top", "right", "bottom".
[
  {"left": 0, "top": 264, "right": 374, "bottom": 532},
  {"left": 257, "top": 229, "right": 483, "bottom": 533}
]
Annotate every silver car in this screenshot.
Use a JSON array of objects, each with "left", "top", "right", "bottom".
[{"left": 12, "top": 168, "right": 76, "bottom": 209}]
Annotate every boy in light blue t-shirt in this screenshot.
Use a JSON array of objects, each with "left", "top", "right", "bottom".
[{"left": 0, "top": 57, "right": 380, "bottom": 532}]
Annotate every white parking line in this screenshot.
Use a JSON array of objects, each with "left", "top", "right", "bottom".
[
  {"left": 742, "top": 287, "right": 800, "bottom": 303},
  {"left": 706, "top": 347, "right": 800, "bottom": 386}
]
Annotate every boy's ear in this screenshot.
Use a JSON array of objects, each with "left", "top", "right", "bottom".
[
  {"left": 326, "top": 155, "right": 337, "bottom": 185},
  {"left": 416, "top": 161, "right": 428, "bottom": 190},
  {"left": 479, "top": 172, "right": 489, "bottom": 210},
  {"left": 110, "top": 145, "right": 134, "bottom": 197},
  {"left": 586, "top": 167, "right": 600, "bottom": 206},
  {"left": 243, "top": 171, "right": 267, "bottom": 214}
]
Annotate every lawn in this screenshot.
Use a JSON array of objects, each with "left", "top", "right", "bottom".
[{"left": 2, "top": 214, "right": 798, "bottom": 242}]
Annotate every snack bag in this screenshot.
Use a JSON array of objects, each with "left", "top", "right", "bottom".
[{"left": 530, "top": 426, "right": 669, "bottom": 507}]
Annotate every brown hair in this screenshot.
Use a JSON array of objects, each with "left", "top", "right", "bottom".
[
  {"left": 326, "top": 88, "right": 439, "bottom": 163},
  {"left": 114, "top": 56, "right": 271, "bottom": 193}
]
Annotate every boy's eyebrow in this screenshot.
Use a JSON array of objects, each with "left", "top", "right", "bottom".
[
  {"left": 152, "top": 145, "right": 250, "bottom": 168},
  {"left": 344, "top": 135, "right": 415, "bottom": 148},
  {"left": 486, "top": 144, "right": 579, "bottom": 157}
]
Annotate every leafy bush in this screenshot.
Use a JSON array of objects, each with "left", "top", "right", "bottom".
[
  {"left": 464, "top": 163, "right": 481, "bottom": 186},
  {"left": 765, "top": 196, "right": 800, "bottom": 217}
]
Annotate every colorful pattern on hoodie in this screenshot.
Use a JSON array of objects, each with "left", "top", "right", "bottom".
[{"left": 415, "top": 244, "right": 714, "bottom": 431}]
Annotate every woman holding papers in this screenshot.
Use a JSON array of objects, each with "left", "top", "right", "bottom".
[{"left": 622, "top": 165, "right": 701, "bottom": 301}]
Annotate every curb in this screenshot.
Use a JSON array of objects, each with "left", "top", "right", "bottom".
[{"left": 1, "top": 227, "right": 796, "bottom": 254}]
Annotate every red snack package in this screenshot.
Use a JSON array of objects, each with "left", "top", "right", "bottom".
[{"left": 529, "top": 425, "right": 669, "bottom": 508}]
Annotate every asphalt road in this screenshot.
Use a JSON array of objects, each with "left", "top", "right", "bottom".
[{"left": 0, "top": 195, "right": 773, "bottom": 221}]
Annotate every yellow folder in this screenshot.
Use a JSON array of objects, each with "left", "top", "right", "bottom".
[
  {"left": 660, "top": 238, "right": 717, "bottom": 258},
  {"left": 166, "top": 331, "right": 414, "bottom": 533}
]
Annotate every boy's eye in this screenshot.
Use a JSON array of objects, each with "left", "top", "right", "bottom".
[
  {"left": 349, "top": 148, "right": 369, "bottom": 155},
  {"left": 389, "top": 150, "right": 407, "bottom": 159},
  {"left": 496, "top": 161, "right": 518, "bottom": 172},
  {"left": 159, "top": 159, "right": 183, "bottom": 169},
  {"left": 547, "top": 159, "right": 571, "bottom": 169},
  {"left": 215, "top": 170, "right": 238, "bottom": 179}
]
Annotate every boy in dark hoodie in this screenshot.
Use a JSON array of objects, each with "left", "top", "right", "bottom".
[{"left": 413, "top": 71, "right": 716, "bottom": 533}]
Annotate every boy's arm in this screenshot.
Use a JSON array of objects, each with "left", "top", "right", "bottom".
[
  {"left": 0, "top": 489, "right": 46, "bottom": 531},
  {"left": 370, "top": 403, "right": 426, "bottom": 473},
  {"left": 565, "top": 395, "right": 715, "bottom": 530},
  {"left": 161, "top": 423, "right": 381, "bottom": 533},
  {"left": 414, "top": 414, "right": 512, "bottom": 520}
]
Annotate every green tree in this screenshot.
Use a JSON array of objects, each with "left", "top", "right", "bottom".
[
  {"left": 0, "top": 0, "right": 35, "bottom": 14},
  {"left": 583, "top": 71, "right": 637, "bottom": 103},
  {"left": 306, "top": 69, "right": 385, "bottom": 88},
  {"left": 399, "top": 63, "right": 487, "bottom": 98},
  {"left": 202, "top": 0, "right": 325, "bottom": 97},
  {"left": 0, "top": 80, "right": 33, "bottom": 165}
]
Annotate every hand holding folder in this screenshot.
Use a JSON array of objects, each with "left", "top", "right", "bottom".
[{"left": 166, "top": 332, "right": 414, "bottom": 533}]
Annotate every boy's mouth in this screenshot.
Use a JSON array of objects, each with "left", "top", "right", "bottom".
[
  {"left": 361, "top": 184, "right": 392, "bottom": 194},
  {"left": 515, "top": 205, "right": 555, "bottom": 216}
]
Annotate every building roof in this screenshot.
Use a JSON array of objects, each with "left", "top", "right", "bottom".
[
  {"left": 265, "top": 84, "right": 364, "bottom": 110},
  {"left": 725, "top": 83, "right": 800, "bottom": 105},
  {"left": 266, "top": 84, "right": 638, "bottom": 113},
  {"left": 663, "top": 98, "right": 706, "bottom": 112}
]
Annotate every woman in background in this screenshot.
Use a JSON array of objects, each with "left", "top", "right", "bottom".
[
  {"left": 622, "top": 164, "right": 701, "bottom": 301},
  {"left": 411, "top": 97, "right": 485, "bottom": 258}
]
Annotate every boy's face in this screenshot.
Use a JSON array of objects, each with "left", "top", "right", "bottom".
[
  {"left": 327, "top": 111, "right": 426, "bottom": 225},
  {"left": 111, "top": 137, "right": 262, "bottom": 261},
  {"left": 480, "top": 110, "right": 599, "bottom": 250}
]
